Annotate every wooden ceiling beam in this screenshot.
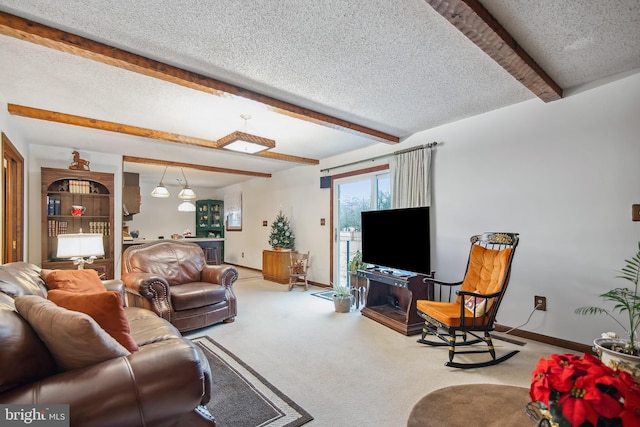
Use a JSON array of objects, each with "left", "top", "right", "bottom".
[
  {"left": 7, "top": 104, "right": 319, "bottom": 165},
  {"left": 123, "top": 156, "right": 271, "bottom": 178},
  {"left": 425, "top": 0, "right": 563, "bottom": 102},
  {"left": 0, "top": 11, "right": 399, "bottom": 144}
]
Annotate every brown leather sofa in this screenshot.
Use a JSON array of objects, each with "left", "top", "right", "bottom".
[
  {"left": 121, "top": 240, "right": 238, "bottom": 332},
  {"left": 0, "top": 262, "right": 216, "bottom": 427}
]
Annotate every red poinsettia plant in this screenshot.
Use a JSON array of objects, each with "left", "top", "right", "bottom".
[{"left": 530, "top": 353, "right": 640, "bottom": 427}]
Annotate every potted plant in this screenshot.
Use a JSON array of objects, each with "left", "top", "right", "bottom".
[
  {"left": 528, "top": 352, "right": 640, "bottom": 426},
  {"left": 348, "top": 250, "right": 364, "bottom": 281},
  {"left": 332, "top": 282, "right": 352, "bottom": 313},
  {"left": 348, "top": 250, "right": 364, "bottom": 273},
  {"left": 575, "top": 242, "right": 640, "bottom": 377},
  {"left": 348, "top": 250, "right": 366, "bottom": 307}
]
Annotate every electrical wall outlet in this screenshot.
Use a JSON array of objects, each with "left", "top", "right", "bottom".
[{"left": 534, "top": 296, "right": 547, "bottom": 311}]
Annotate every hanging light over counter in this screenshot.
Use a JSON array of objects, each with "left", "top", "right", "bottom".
[
  {"left": 178, "top": 168, "right": 196, "bottom": 200},
  {"left": 151, "top": 166, "right": 170, "bottom": 198}
]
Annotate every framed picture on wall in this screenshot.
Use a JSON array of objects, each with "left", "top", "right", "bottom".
[{"left": 225, "top": 192, "right": 242, "bottom": 231}]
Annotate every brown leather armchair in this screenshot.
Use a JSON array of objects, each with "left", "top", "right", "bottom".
[{"left": 121, "top": 240, "right": 238, "bottom": 332}]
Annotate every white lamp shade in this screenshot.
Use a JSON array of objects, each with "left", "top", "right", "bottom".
[
  {"left": 57, "top": 233, "right": 105, "bottom": 258},
  {"left": 151, "top": 184, "right": 170, "bottom": 198},
  {"left": 177, "top": 186, "right": 196, "bottom": 200},
  {"left": 218, "top": 130, "right": 275, "bottom": 153},
  {"left": 178, "top": 201, "right": 196, "bottom": 212},
  {"left": 222, "top": 139, "right": 270, "bottom": 154}
]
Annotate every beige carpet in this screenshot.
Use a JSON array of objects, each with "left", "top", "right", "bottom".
[{"left": 185, "top": 267, "right": 575, "bottom": 426}]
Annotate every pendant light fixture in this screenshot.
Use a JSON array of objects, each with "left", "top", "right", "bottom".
[
  {"left": 177, "top": 168, "right": 196, "bottom": 200},
  {"left": 151, "top": 166, "right": 170, "bottom": 198},
  {"left": 217, "top": 114, "right": 275, "bottom": 154},
  {"left": 178, "top": 200, "right": 196, "bottom": 212}
]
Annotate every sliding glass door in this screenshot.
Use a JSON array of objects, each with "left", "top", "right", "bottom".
[{"left": 333, "top": 171, "right": 390, "bottom": 287}]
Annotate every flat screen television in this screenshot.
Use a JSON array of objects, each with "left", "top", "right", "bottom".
[{"left": 361, "top": 206, "right": 430, "bottom": 276}]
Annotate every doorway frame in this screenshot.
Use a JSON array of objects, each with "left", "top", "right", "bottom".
[
  {"left": 329, "top": 164, "right": 388, "bottom": 285},
  {"left": 2, "top": 132, "right": 25, "bottom": 262}
]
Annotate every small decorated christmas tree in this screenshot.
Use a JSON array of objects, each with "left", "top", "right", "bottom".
[{"left": 269, "top": 211, "right": 295, "bottom": 249}]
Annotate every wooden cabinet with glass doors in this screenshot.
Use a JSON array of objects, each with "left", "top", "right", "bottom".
[
  {"left": 196, "top": 200, "right": 224, "bottom": 238},
  {"left": 41, "top": 168, "right": 114, "bottom": 279},
  {"left": 196, "top": 199, "right": 224, "bottom": 261}
]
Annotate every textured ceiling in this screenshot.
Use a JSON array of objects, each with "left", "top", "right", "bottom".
[{"left": 0, "top": 0, "right": 638, "bottom": 187}]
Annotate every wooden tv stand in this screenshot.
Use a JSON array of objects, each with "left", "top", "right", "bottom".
[{"left": 358, "top": 269, "right": 433, "bottom": 336}]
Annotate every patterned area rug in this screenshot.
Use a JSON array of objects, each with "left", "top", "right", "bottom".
[
  {"left": 193, "top": 336, "right": 313, "bottom": 427},
  {"left": 310, "top": 290, "right": 334, "bottom": 301}
]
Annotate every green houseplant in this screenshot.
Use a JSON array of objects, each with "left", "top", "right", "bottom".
[
  {"left": 348, "top": 250, "right": 364, "bottom": 285},
  {"left": 348, "top": 250, "right": 364, "bottom": 273},
  {"left": 575, "top": 242, "right": 640, "bottom": 360},
  {"left": 347, "top": 250, "right": 366, "bottom": 306}
]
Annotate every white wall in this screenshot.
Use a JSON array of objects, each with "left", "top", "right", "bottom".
[
  {"left": 125, "top": 181, "right": 220, "bottom": 241},
  {"left": 217, "top": 166, "right": 330, "bottom": 277},
  {"left": 424, "top": 72, "right": 640, "bottom": 347},
  {"left": 223, "top": 71, "right": 640, "bottom": 347}
]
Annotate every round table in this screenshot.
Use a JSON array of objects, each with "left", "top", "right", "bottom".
[{"left": 407, "top": 383, "right": 532, "bottom": 426}]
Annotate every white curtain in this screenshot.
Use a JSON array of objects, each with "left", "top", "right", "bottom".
[{"left": 390, "top": 147, "right": 432, "bottom": 208}]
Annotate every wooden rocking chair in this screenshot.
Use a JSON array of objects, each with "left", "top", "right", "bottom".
[{"left": 416, "top": 232, "right": 519, "bottom": 369}]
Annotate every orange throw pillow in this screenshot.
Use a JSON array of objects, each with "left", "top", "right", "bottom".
[
  {"left": 44, "top": 269, "right": 106, "bottom": 294},
  {"left": 47, "top": 290, "right": 139, "bottom": 352}
]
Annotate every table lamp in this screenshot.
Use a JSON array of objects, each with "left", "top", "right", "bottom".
[{"left": 56, "top": 232, "right": 105, "bottom": 269}]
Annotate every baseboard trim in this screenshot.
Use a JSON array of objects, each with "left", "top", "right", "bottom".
[
  {"left": 495, "top": 324, "right": 592, "bottom": 354},
  {"left": 225, "top": 263, "right": 261, "bottom": 273},
  {"left": 227, "top": 263, "right": 327, "bottom": 287}
]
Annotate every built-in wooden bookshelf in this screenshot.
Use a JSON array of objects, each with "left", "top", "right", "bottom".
[{"left": 41, "top": 167, "right": 115, "bottom": 279}]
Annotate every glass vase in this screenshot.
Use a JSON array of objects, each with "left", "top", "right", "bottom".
[{"left": 525, "top": 402, "right": 554, "bottom": 426}]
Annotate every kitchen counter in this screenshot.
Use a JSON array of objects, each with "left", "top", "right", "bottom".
[
  {"left": 123, "top": 237, "right": 225, "bottom": 245},
  {"left": 123, "top": 237, "right": 225, "bottom": 264}
]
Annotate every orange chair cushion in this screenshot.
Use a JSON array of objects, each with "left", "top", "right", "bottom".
[
  {"left": 417, "top": 300, "right": 490, "bottom": 327},
  {"left": 459, "top": 245, "right": 512, "bottom": 298},
  {"left": 417, "top": 245, "right": 512, "bottom": 326}
]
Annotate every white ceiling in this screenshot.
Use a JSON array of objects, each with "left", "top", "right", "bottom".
[{"left": 0, "top": 0, "right": 638, "bottom": 187}]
